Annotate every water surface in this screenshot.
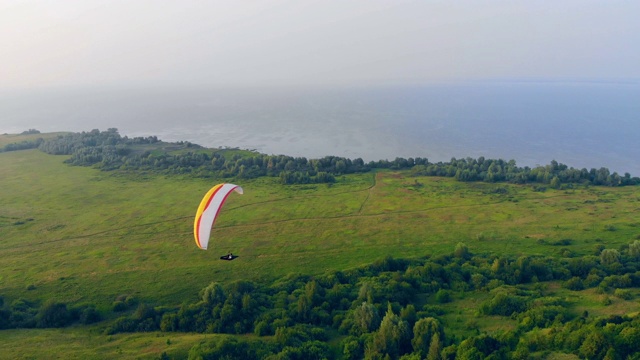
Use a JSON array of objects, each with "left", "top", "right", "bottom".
[{"left": 1, "top": 82, "right": 638, "bottom": 174}]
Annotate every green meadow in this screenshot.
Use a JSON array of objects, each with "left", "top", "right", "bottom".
[
  {"left": 2, "top": 134, "right": 640, "bottom": 358},
  {"left": 0, "top": 328, "right": 209, "bottom": 359}
]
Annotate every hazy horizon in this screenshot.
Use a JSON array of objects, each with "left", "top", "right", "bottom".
[
  {"left": 2, "top": 82, "right": 639, "bottom": 176},
  {"left": 2, "top": 2, "right": 639, "bottom": 175},
  {"left": 2, "top": 1, "right": 639, "bottom": 90}
]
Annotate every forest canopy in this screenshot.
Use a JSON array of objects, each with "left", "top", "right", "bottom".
[
  {"left": 8, "top": 128, "right": 635, "bottom": 187},
  {"left": 4, "top": 242, "right": 640, "bottom": 359}
]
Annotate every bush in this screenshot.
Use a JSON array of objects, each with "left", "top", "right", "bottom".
[
  {"left": 600, "top": 249, "right": 621, "bottom": 266},
  {"left": 269, "top": 340, "right": 332, "bottom": 360},
  {"left": 160, "top": 313, "right": 179, "bottom": 332},
  {"left": 79, "top": 306, "right": 102, "bottom": 325},
  {"left": 564, "top": 277, "right": 584, "bottom": 291},
  {"left": 435, "top": 289, "right": 452, "bottom": 304},
  {"left": 125, "top": 295, "right": 138, "bottom": 307},
  {"left": 454, "top": 243, "right": 470, "bottom": 259},
  {"left": 36, "top": 301, "right": 73, "bottom": 328},
  {"left": 584, "top": 273, "right": 602, "bottom": 288},
  {"left": 134, "top": 303, "right": 156, "bottom": 320},
  {"left": 187, "top": 336, "right": 263, "bottom": 360},
  {"left": 254, "top": 320, "right": 272, "bottom": 336},
  {"left": 0, "top": 309, "right": 13, "bottom": 330},
  {"left": 551, "top": 239, "right": 573, "bottom": 246},
  {"left": 112, "top": 301, "right": 127, "bottom": 312},
  {"left": 479, "top": 290, "right": 527, "bottom": 316},
  {"left": 614, "top": 288, "right": 633, "bottom": 300},
  {"left": 104, "top": 317, "right": 137, "bottom": 335}
]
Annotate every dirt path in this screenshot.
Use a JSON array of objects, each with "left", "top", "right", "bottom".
[{"left": 357, "top": 171, "right": 377, "bottom": 214}]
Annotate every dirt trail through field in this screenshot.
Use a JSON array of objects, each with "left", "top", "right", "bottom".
[{"left": 357, "top": 171, "right": 377, "bottom": 214}]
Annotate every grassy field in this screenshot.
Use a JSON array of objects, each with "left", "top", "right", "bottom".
[
  {"left": 2, "top": 134, "right": 640, "bottom": 358},
  {"left": 3, "top": 149, "right": 639, "bottom": 307},
  {"left": 0, "top": 327, "right": 221, "bottom": 359},
  {"left": 0, "top": 132, "right": 68, "bottom": 147}
]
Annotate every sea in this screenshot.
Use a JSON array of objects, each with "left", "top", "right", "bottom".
[{"left": 1, "top": 81, "right": 639, "bottom": 175}]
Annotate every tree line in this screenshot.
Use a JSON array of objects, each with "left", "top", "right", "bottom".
[
  {"left": 27, "top": 129, "right": 640, "bottom": 186},
  {"left": 0, "top": 138, "right": 43, "bottom": 152},
  {"left": 4, "top": 240, "right": 640, "bottom": 359}
]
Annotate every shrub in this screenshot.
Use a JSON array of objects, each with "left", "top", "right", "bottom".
[
  {"left": 187, "top": 336, "right": 262, "bottom": 360},
  {"left": 584, "top": 273, "right": 602, "bottom": 288},
  {"left": 435, "top": 289, "right": 451, "bottom": 304},
  {"left": 254, "top": 320, "right": 271, "bottom": 336},
  {"left": 479, "top": 290, "right": 527, "bottom": 316},
  {"left": 454, "top": 243, "right": 470, "bottom": 259},
  {"left": 112, "top": 301, "right": 127, "bottom": 312},
  {"left": 36, "top": 301, "right": 73, "bottom": 328},
  {"left": 614, "top": 288, "right": 633, "bottom": 300},
  {"left": 600, "top": 249, "right": 621, "bottom": 266},
  {"left": 104, "top": 317, "right": 137, "bottom": 335},
  {"left": 564, "top": 277, "right": 584, "bottom": 291},
  {"left": 79, "top": 306, "right": 102, "bottom": 325}
]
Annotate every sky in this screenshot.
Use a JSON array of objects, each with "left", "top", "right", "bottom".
[{"left": 1, "top": 0, "right": 639, "bottom": 89}]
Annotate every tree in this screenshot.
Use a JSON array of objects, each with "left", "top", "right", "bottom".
[
  {"left": 353, "top": 302, "right": 381, "bottom": 334},
  {"left": 187, "top": 336, "right": 259, "bottom": 360},
  {"left": 36, "top": 301, "right": 72, "bottom": 328},
  {"left": 304, "top": 280, "right": 324, "bottom": 307},
  {"left": 593, "top": 244, "right": 606, "bottom": 256},
  {"left": 454, "top": 243, "right": 470, "bottom": 259},
  {"left": 134, "top": 303, "right": 156, "bottom": 321},
  {"left": 342, "top": 336, "right": 365, "bottom": 360},
  {"left": 435, "top": 289, "right": 451, "bottom": 304},
  {"left": 358, "top": 282, "right": 374, "bottom": 303},
  {"left": 202, "top": 282, "right": 226, "bottom": 306},
  {"left": 369, "top": 304, "right": 411, "bottom": 359},
  {"left": 455, "top": 341, "right": 484, "bottom": 360},
  {"left": 617, "top": 326, "right": 640, "bottom": 356},
  {"left": 564, "top": 277, "right": 584, "bottom": 291},
  {"left": 296, "top": 295, "right": 311, "bottom": 322},
  {"left": 412, "top": 317, "right": 443, "bottom": 358},
  {"left": 479, "top": 290, "right": 527, "bottom": 316},
  {"left": 600, "top": 249, "right": 620, "bottom": 266},
  {"left": 400, "top": 305, "right": 417, "bottom": 328},
  {"left": 426, "top": 332, "right": 443, "bottom": 360},
  {"left": 511, "top": 339, "right": 529, "bottom": 360},
  {"left": 79, "top": 306, "right": 101, "bottom": 325},
  {"left": 629, "top": 240, "right": 640, "bottom": 258},
  {"left": 491, "top": 258, "right": 505, "bottom": 275},
  {"left": 579, "top": 331, "right": 607, "bottom": 359},
  {"left": 470, "top": 273, "right": 486, "bottom": 290}
]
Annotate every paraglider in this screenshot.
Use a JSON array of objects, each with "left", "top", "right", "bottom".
[
  {"left": 220, "top": 252, "right": 238, "bottom": 261},
  {"left": 193, "top": 183, "right": 243, "bottom": 256}
]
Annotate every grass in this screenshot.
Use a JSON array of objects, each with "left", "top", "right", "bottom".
[
  {"left": 0, "top": 131, "right": 68, "bottom": 147},
  {"left": 0, "top": 327, "right": 214, "bottom": 359},
  {"left": 556, "top": 286, "right": 640, "bottom": 319},
  {"left": 2, "top": 148, "right": 640, "bottom": 307},
  {"left": 2, "top": 133, "right": 640, "bottom": 357}
]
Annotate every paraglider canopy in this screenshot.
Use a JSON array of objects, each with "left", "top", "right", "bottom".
[{"left": 194, "top": 183, "right": 243, "bottom": 250}]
